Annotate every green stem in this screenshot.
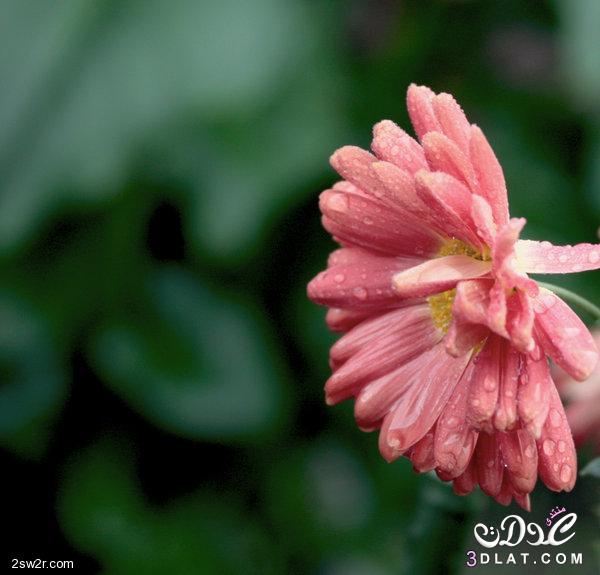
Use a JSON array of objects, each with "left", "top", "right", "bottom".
[{"left": 537, "top": 281, "right": 600, "bottom": 321}]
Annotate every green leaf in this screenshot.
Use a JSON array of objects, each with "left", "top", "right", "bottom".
[
  {"left": 0, "top": 0, "right": 341, "bottom": 259},
  {"left": 0, "top": 291, "right": 66, "bottom": 458},
  {"left": 580, "top": 457, "right": 600, "bottom": 478},
  {"left": 59, "top": 439, "right": 283, "bottom": 574},
  {"left": 91, "top": 266, "right": 288, "bottom": 440}
]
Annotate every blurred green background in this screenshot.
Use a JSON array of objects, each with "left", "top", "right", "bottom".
[{"left": 2, "top": 1, "right": 599, "bottom": 573}]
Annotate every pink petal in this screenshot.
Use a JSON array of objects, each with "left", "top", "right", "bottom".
[
  {"left": 494, "top": 473, "right": 513, "bottom": 506},
  {"left": 411, "top": 429, "right": 437, "bottom": 473},
  {"left": 493, "top": 343, "right": 520, "bottom": 431},
  {"left": 325, "top": 308, "right": 372, "bottom": 333},
  {"left": 514, "top": 492, "right": 531, "bottom": 512},
  {"left": 308, "top": 255, "right": 422, "bottom": 310},
  {"left": 492, "top": 218, "right": 538, "bottom": 296},
  {"left": 414, "top": 170, "right": 483, "bottom": 249},
  {"left": 534, "top": 289, "right": 599, "bottom": 381},
  {"left": 453, "top": 459, "right": 478, "bottom": 496},
  {"left": 476, "top": 432, "right": 503, "bottom": 497},
  {"left": 406, "top": 84, "right": 441, "bottom": 140},
  {"left": 471, "top": 194, "right": 497, "bottom": 248},
  {"left": 466, "top": 337, "right": 501, "bottom": 431},
  {"left": 515, "top": 239, "right": 600, "bottom": 274},
  {"left": 432, "top": 92, "right": 471, "bottom": 153},
  {"left": 370, "top": 161, "right": 450, "bottom": 236},
  {"left": 328, "top": 304, "right": 424, "bottom": 366},
  {"left": 392, "top": 255, "right": 491, "bottom": 298},
  {"left": 536, "top": 383, "right": 577, "bottom": 492},
  {"left": 381, "top": 345, "right": 472, "bottom": 458},
  {"left": 320, "top": 189, "right": 441, "bottom": 257},
  {"left": 499, "top": 429, "right": 538, "bottom": 494},
  {"left": 506, "top": 290, "right": 535, "bottom": 353},
  {"left": 434, "top": 362, "right": 479, "bottom": 478},
  {"left": 517, "top": 349, "right": 551, "bottom": 439},
  {"left": 371, "top": 120, "right": 428, "bottom": 174},
  {"left": 330, "top": 146, "right": 388, "bottom": 200},
  {"left": 445, "top": 319, "right": 488, "bottom": 357},
  {"left": 469, "top": 125, "right": 509, "bottom": 227},
  {"left": 330, "top": 307, "right": 441, "bottom": 408},
  {"left": 422, "top": 132, "right": 479, "bottom": 193}
]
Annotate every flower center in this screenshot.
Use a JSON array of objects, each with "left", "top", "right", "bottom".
[
  {"left": 428, "top": 289, "right": 456, "bottom": 333},
  {"left": 428, "top": 239, "right": 489, "bottom": 333},
  {"left": 438, "top": 238, "right": 489, "bottom": 260}
]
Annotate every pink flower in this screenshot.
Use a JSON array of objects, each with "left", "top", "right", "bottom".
[
  {"left": 307, "top": 84, "right": 600, "bottom": 510},
  {"left": 556, "top": 330, "right": 600, "bottom": 452}
]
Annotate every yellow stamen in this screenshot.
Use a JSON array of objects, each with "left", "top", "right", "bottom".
[
  {"left": 438, "top": 238, "right": 490, "bottom": 261},
  {"left": 428, "top": 289, "right": 456, "bottom": 333}
]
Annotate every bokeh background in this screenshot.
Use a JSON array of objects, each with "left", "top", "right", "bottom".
[{"left": 2, "top": 1, "right": 600, "bottom": 573}]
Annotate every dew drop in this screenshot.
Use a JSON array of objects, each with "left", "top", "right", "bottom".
[
  {"left": 549, "top": 408, "right": 561, "bottom": 428},
  {"left": 483, "top": 376, "right": 497, "bottom": 392},
  {"left": 524, "top": 444, "right": 535, "bottom": 458},
  {"left": 542, "top": 439, "right": 555, "bottom": 456},
  {"left": 487, "top": 460, "right": 495, "bottom": 468},
  {"left": 334, "top": 274, "right": 346, "bottom": 284},
  {"left": 363, "top": 216, "right": 374, "bottom": 225},
  {"left": 327, "top": 193, "right": 349, "bottom": 212},
  {"left": 589, "top": 251, "right": 600, "bottom": 264},
  {"left": 572, "top": 263, "right": 583, "bottom": 272},
  {"left": 353, "top": 287, "right": 368, "bottom": 300},
  {"left": 560, "top": 464, "right": 572, "bottom": 484},
  {"left": 557, "top": 440, "right": 566, "bottom": 453},
  {"left": 558, "top": 254, "right": 568, "bottom": 263},
  {"left": 446, "top": 416, "right": 459, "bottom": 428}
]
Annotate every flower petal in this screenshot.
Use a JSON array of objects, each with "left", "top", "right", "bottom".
[
  {"left": 414, "top": 170, "right": 483, "bottom": 249},
  {"left": 381, "top": 345, "right": 472, "bottom": 458},
  {"left": 320, "top": 189, "right": 442, "bottom": 257},
  {"left": 471, "top": 194, "right": 497, "bottom": 248},
  {"left": 328, "top": 304, "right": 422, "bottom": 363},
  {"left": 466, "top": 337, "right": 501, "bottom": 431},
  {"left": 499, "top": 429, "right": 538, "bottom": 494},
  {"left": 476, "top": 432, "right": 503, "bottom": 497},
  {"left": 308, "top": 254, "right": 422, "bottom": 310},
  {"left": 411, "top": 429, "right": 437, "bottom": 473},
  {"left": 533, "top": 289, "right": 599, "bottom": 381},
  {"left": 422, "top": 132, "right": 479, "bottom": 192},
  {"left": 434, "top": 362, "right": 479, "bottom": 478},
  {"left": 536, "top": 384, "right": 577, "bottom": 492},
  {"left": 371, "top": 120, "right": 428, "bottom": 174},
  {"left": 493, "top": 343, "right": 520, "bottom": 431},
  {"left": 517, "top": 348, "right": 551, "bottom": 439},
  {"left": 515, "top": 239, "right": 600, "bottom": 274},
  {"left": 325, "top": 308, "right": 372, "bottom": 333},
  {"left": 329, "top": 306, "right": 441, "bottom": 408},
  {"left": 432, "top": 92, "right": 471, "bottom": 153},
  {"left": 406, "top": 84, "right": 441, "bottom": 140},
  {"left": 392, "top": 255, "right": 491, "bottom": 298},
  {"left": 469, "top": 125, "right": 509, "bottom": 227},
  {"left": 452, "top": 459, "right": 478, "bottom": 496}
]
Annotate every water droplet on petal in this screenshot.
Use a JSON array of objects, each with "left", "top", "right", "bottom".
[
  {"left": 558, "top": 254, "right": 568, "bottom": 263},
  {"left": 353, "top": 287, "right": 368, "bottom": 300},
  {"left": 557, "top": 440, "right": 566, "bottom": 453},
  {"left": 334, "top": 274, "right": 346, "bottom": 284},
  {"left": 549, "top": 409, "right": 561, "bottom": 428},
  {"left": 327, "top": 193, "right": 349, "bottom": 212},
  {"left": 487, "top": 460, "right": 495, "bottom": 468},
  {"left": 446, "top": 417, "right": 459, "bottom": 428},
  {"left": 483, "top": 376, "right": 497, "bottom": 392},
  {"left": 589, "top": 251, "right": 600, "bottom": 264},
  {"left": 363, "top": 216, "right": 374, "bottom": 225},
  {"left": 542, "top": 439, "right": 555, "bottom": 455},
  {"left": 560, "top": 464, "right": 572, "bottom": 484},
  {"left": 524, "top": 444, "right": 535, "bottom": 458}
]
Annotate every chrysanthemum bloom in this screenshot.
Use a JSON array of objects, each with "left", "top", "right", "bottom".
[
  {"left": 556, "top": 330, "right": 600, "bottom": 452},
  {"left": 307, "top": 84, "right": 600, "bottom": 510}
]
